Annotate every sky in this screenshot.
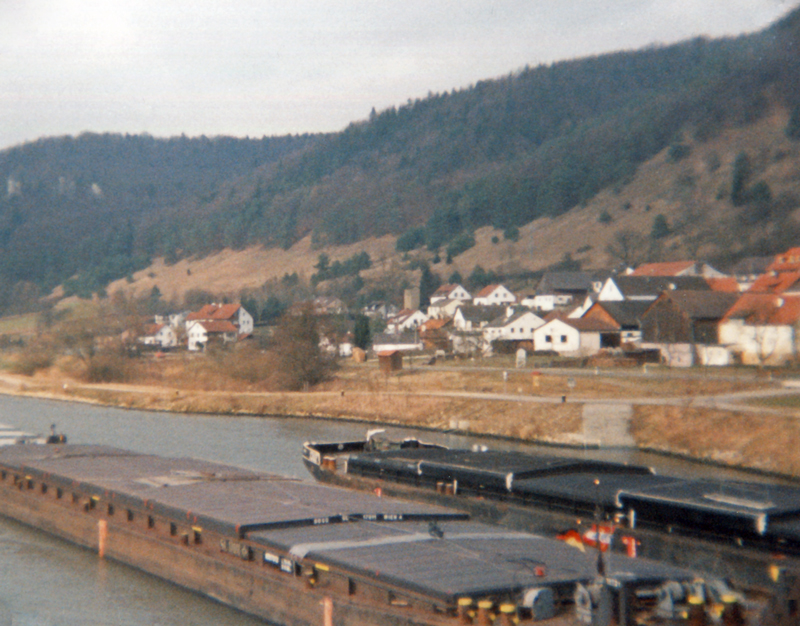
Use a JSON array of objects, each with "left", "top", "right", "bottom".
[{"left": 1, "top": 0, "right": 799, "bottom": 150}]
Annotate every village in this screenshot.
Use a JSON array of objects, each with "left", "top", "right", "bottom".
[{"left": 137, "top": 245, "right": 800, "bottom": 371}]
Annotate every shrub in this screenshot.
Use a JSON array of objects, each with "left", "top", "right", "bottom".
[
  {"left": 446, "top": 232, "right": 476, "bottom": 259},
  {"left": 667, "top": 143, "right": 691, "bottom": 162},
  {"left": 395, "top": 226, "right": 425, "bottom": 252},
  {"left": 85, "top": 352, "right": 130, "bottom": 383},
  {"left": 11, "top": 350, "right": 54, "bottom": 376}
]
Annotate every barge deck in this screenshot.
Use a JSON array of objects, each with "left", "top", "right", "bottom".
[
  {"left": 302, "top": 435, "right": 800, "bottom": 591},
  {"left": 0, "top": 442, "right": 718, "bottom": 626}
]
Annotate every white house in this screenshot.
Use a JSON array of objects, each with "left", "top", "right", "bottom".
[
  {"left": 186, "top": 320, "right": 239, "bottom": 352},
  {"left": 597, "top": 276, "right": 711, "bottom": 302},
  {"left": 155, "top": 312, "right": 189, "bottom": 329},
  {"left": 185, "top": 303, "right": 254, "bottom": 336},
  {"left": 524, "top": 272, "right": 605, "bottom": 312},
  {"left": 427, "top": 298, "right": 463, "bottom": 320},
  {"left": 452, "top": 305, "right": 506, "bottom": 331},
  {"left": 430, "top": 284, "right": 471, "bottom": 304},
  {"left": 138, "top": 323, "right": 177, "bottom": 349},
  {"left": 319, "top": 334, "right": 354, "bottom": 358},
  {"left": 362, "top": 302, "right": 398, "bottom": 319},
  {"left": 482, "top": 310, "right": 546, "bottom": 344},
  {"left": 372, "top": 332, "right": 424, "bottom": 353},
  {"left": 532, "top": 318, "right": 617, "bottom": 356},
  {"left": 386, "top": 309, "right": 428, "bottom": 334},
  {"left": 472, "top": 284, "right": 517, "bottom": 306},
  {"left": 719, "top": 294, "right": 800, "bottom": 365}
]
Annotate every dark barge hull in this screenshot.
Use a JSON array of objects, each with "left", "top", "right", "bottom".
[
  {"left": 302, "top": 442, "right": 800, "bottom": 591},
  {"left": 0, "top": 443, "right": 702, "bottom": 626}
]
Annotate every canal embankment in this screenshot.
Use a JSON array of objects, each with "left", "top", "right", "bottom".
[{"left": 1, "top": 360, "right": 799, "bottom": 478}]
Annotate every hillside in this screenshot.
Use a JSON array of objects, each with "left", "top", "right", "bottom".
[
  {"left": 106, "top": 106, "right": 800, "bottom": 306},
  {"left": 3, "top": 6, "right": 800, "bottom": 313}
]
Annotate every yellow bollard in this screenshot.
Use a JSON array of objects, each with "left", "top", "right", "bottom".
[
  {"left": 721, "top": 594, "right": 744, "bottom": 626},
  {"left": 476, "top": 600, "right": 493, "bottom": 626},
  {"left": 458, "top": 597, "right": 473, "bottom": 624},
  {"left": 498, "top": 603, "right": 516, "bottom": 626},
  {"left": 687, "top": 595, "right": 707, "bottom": 626}
]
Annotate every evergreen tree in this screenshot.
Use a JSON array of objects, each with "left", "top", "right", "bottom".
[
  {"left": 787, "top": 105, "right": 800, "bottom": 140},
  {"left": 419, "top": 265, "right": 441, "bottom": 307},
  {"left": 353, "top": 314, "right": 371, "bottom": 350},
  {"left": 650, "top": 214, "right": 670, "bottom": 239},
  {"left": 731, "top": 152, "right": 751, "bottom": 206}
]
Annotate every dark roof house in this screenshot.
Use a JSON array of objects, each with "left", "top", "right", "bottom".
[{"left": 641, "top": 291, "right": 740, "bottom": 345}]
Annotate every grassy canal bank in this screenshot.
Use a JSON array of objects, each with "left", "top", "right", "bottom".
[{"left": 1, "top": 354, "right": 799, "bottom": 478}]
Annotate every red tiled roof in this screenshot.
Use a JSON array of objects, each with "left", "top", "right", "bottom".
[
  {"left": 705, "top": 277, "right": 740, "bottom": 293},
  {"left": 543, "top": 310, "right": 567, "bottom": 322},
  {"left": 630, "top": 261, "right": 695, "bottom": 277},
  {"left": 474, "top": 284, "right": 499, "bottom": 298},
  {"left": 210, "top": 303, "right": 241, "bottom": 320},
  {"left": 186, "top": 303, "right": 242, "bottom": 322},
  {"left": 772, "top": 298, "right": 800, "bottom": 325},
  {"left": 389, "top": 309, "right": 416, "bottom": 323},
  {"left": 767, "top": 248, "right": 800, "bottom": 272},
  {"left": 185, "top": 304, "right": 219, "bottom": 321},
  {"left": 723, "top": 294, "right": 800, "bottom": 325},
  {"left": 747, "top": 270, "right": 800, "bottom": 295},
  {"left": 197, "top": 320, "right": 238, "bottom": 333},
  {"left": 421, "top": 318, "right": 451, "bottom": 331},
  {"left": 432, "top": 284, "right": 459, "bottom": 295},
  {"left": 564, "top": 317, "right": 620, "bottom": 332},
  {"left": 142, "top": 323, "right": 165, "bottom": 336}
]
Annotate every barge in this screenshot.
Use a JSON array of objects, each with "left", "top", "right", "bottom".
[
  {"left": 302, "top": 433, "right": 800, "bottom": 590},
  {"left": 0, "top": 440, "right": 733, "bottom": 626}
]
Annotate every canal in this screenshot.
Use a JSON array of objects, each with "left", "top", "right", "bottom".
[{"left": 0, "top": 394, "right": 787, "bottom": 625}]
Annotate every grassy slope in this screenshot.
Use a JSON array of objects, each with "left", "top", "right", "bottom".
[{"left": 105, "top": 107, "right": 800, "bottom": 302}]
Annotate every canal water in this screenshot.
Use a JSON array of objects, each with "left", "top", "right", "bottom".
[{"left": 0, "top": 395, "right": 787, "bottom": 625}]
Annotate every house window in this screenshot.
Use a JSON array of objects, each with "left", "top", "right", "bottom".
[
  {"left": 561, "top": 335, "right": 567, "bottom": 343},
  {"left": 545, "top": 335, "right": 552, "bottom": 343}
]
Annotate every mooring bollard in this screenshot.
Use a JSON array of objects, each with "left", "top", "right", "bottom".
[
  {"left": 458, "top": 597, "right": 473, "bottom": 624},
  {"left": 476, "top": 600, "right": 493, "bottom": 626}
]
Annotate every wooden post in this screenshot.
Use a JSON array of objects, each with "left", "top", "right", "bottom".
[
  {"left": 322, "top": 596, "right": 333, "bottom": 626},
  {"left": 98, "top": 519, "right": 108, "bottom": 558}
]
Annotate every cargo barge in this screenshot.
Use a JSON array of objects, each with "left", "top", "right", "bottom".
[
  {"left": 0, "top": 440, "right": 736, "bottom": 626},
  {"left": 302, "top": 433, "right": 800, "bottom": 589}
]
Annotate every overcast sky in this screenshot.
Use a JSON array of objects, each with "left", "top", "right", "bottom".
[{"left": 1, "top": 0, "right": 798, "bottom": 150}]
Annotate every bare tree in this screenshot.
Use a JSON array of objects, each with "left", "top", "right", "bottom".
[{"left": 605, "top": 229, "right": 647, "bottom": 267}]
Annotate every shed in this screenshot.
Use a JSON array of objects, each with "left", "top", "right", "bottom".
[{"left": 377, "top": 350, "right": 403, "bottom": 373}]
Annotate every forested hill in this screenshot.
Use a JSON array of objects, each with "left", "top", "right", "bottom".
[
  {"left": 0, "top": 133, "right": 320, "bottom": 306},
  {"left": 1, "top": 7, "right": 800, "bottom": 311}
]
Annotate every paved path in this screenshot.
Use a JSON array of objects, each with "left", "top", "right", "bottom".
[{"left": 581, "top": 403, "right": 635, "bottom": 447}]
